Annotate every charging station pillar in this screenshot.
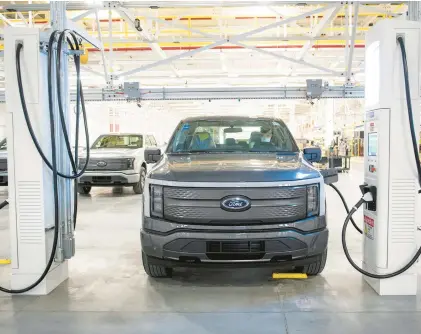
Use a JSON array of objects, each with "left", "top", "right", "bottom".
[
  {"left": 363, "top": 20, "right": 421, "bottom": 295},
  {"left": 4, "top": 27, "right": 69, "bottom": 295}
]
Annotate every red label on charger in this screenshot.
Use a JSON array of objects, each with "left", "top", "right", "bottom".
[{"left": 364, "top": 215, "right": 374, "bottom": 227}]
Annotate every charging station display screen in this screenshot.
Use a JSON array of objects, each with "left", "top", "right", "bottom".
[{"left": 368, "top": 132, "right": 378, "bottom": 156}]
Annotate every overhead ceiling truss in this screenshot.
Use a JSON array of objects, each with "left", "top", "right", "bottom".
[
  {"left": 115, "top": 3, "right": 340, "bottom": 79},
  {"left": 0, "top": 2, "right": 407, "bottom": 94}
]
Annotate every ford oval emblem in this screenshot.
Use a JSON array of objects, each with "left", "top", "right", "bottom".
[
  {"left": 97, "top": 161, "right": 107, "bottom": 167},
  {"left": 221, "top": 196, "right": 251, "bottom": 212}
]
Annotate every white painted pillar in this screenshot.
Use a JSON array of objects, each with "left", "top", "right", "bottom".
[{"left": 324, "top": 99, "right": 334, "bottom": 148}]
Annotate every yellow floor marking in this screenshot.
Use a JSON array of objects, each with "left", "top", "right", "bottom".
[{"left": 272, "top": 273, "right": 307, "bottom": 279}]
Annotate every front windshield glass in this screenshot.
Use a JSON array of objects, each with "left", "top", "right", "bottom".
[
  {"left": 0, "top": 139, "right": 6, "bottom": 151},
  {"left": 92, "top": 135, "right": 143, "bottom": 149},
  {"left": 167, "top": 119, "right": 298, "bottom": 153}
]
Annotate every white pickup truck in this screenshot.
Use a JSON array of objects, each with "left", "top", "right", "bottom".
[{"left": 78, "top": 133, "right": 158, "bottom": 194}]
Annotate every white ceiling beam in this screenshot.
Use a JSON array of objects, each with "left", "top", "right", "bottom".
[
  {"left": 346, "top": 3, "right": 359, "bottom": 83},
  {"left": 295, "top": 4, "right": 342, "bottom": 60},
  {"left": 344, "top": 2, "right": 350, "bottom": 72},
  {"left": 108, "top": 8, "right": 113, "bottom": 81},
  {"left": 16, "top": 12, "right": 28, "bottom": 26},
  {"left": 117, "top": 3, "right": 337, "bottom": 78},
  {"left": 94, "top": 9, "right": 109, "bottom": 84},
  {"left": 66, "top": 19, "right": 103, "bottom": 49},
  {"left": 288, "top": 3, "right": 342, "bottom": 77},
  {"left": 234, "top": 42, "right": 340, "bottom": 75},
  {"left": 267, "top": 6, "right": 300, "bottom": 28},
  {"left": 141, "top": 14, "right": 220, "bottom": 40},
  {"left": 0, "top": 13, "right": 15, "bottom": 26},
  {"left": 71, "top": 9, "right": 97, "bottom": 22},
  {"left": 116, "top": 7, "right": 180, "bottom": 77}
]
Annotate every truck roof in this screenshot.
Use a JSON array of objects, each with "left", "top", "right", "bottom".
[
  {"left": 97, "top": 133, "right": 153, "bottom": 136},
  {"left": 181, "top": 115, "right": 283, "bottom": 122}
]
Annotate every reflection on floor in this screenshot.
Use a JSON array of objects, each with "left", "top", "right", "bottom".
[{"left": 1, "top": 162, "right": 421, "bottom": 334}]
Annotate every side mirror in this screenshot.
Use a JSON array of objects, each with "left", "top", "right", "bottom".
[
  {"left": 303, "top": 147, "right": 322, "bottom": 163},
  {"left": 145, "top": 148, "right": 162, "bottom": 164}
]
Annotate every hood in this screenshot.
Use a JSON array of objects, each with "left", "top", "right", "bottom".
[
  {"left": 88, "top": 148, "right": 139, "bottom": 159},
  {"left": 149, "top": 152, "right": 320, "bottom": 182}
]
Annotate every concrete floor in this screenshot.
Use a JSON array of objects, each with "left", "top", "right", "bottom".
[{"left": 1, "top": 160, "right": 421, "bottom": 333}]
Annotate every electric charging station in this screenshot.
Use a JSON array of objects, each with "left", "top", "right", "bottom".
[
  {"left": 363, "top": 19, "right": 421, "bottom": 295},
  {"left": 4, "top": 28, "right": 71, "bottom": 295},
  {"left": 342, "top": 19, "right": 421, "bottom": 296},
  {"left": 1, "top": 6, "right": 89, "bottom": 294}
]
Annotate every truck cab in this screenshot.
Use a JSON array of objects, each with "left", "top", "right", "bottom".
[{"left": 141, "top": 116, "right": 327, "bottom": 278}]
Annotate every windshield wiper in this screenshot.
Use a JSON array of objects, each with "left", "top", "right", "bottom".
[{"left": 248, "top": 150, "right": 295, "bottom": 154}]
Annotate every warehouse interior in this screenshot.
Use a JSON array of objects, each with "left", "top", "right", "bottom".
[{"left": 1, "top": 1, "right": 421, "bottom": 333}]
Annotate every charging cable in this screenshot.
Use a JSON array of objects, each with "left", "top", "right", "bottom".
[
  {"left": 329, "top": 184, "right": 362, "bottom": 234},
  {"left": 342, "top": 191, "right": 421, "bottom": 279}
]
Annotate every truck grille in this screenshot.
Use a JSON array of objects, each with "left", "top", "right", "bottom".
[
  {"left": 80, "top": 158, "right": 128, "bottom": 171},
  {"left": 0, "top": 158, "right": 7, "bottom": 172},
  {"left": 163, "top": 186, "right": 307, "bottom": 224},
  {"left": 206, "top": 241, "right": 265, "bottom": 260}
]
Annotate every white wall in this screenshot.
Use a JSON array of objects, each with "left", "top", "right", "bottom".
[{"left": 70, "top": 102, "right": 183, "bottom": 147}]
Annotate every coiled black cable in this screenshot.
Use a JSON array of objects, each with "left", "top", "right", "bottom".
[
  {"left": 342, "top": 199, "right": 421, "bottom": 279},
  {"left": 340, "top": 36, "right": 421, "bottom": 279},
  {"left": 0, "top": 200, "right": 9, "bottom": 210},
  {"left": 329, "top": 183, "right": 362, "bottom": 234},
  {"left": 0, "top": 31, "right": 90, "bottom": 293},
  {"left": 19, "top": 31, "right": 90, "bottom": 180}
]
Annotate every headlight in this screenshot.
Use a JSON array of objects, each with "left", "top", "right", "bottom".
[
  {"left": 127, "top": 158, "right": 135, "bottom": 169},
  {"left": 306, "top": 184, "right": 319, "bottom": 217},
  {"left": 150, "top": 185, "right": 163, "bottom": 218}
]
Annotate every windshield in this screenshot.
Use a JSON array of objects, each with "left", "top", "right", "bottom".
[
  {"left": 92, "top": 135, "right": 143, "bottom": 149},
  {"left": 0, "top": 139, "right": 6, "bottom": 151},
  {"left": 167, "top": 119, "right": 298, "bottom": 154}
]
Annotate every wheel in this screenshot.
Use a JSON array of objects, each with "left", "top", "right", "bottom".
[
  {"left": 142, "top": 252, "right": 172, "bottom": 278},
  {"left": 133, "top": 166, "right": 146, "bottom": 194},
  {"left": 78, "top": 185, "right": 91, "bottom": 195},
  {"left": 301, "top": 249, "right": 327, "bottom": 276}
]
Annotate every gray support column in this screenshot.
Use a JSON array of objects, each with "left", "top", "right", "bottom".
[{"left": 50, "top": 1, "right": 74, "bottom": 260}]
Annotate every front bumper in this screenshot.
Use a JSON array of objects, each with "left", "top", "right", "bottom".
[
  {"left": 79, "top": 171, "right": 140, "bottom": 186},
  {"left": 141, "top": 216, "right": 328, "bottom": 266}
]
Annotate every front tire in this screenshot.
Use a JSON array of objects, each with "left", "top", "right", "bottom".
[
  {"left": 78, "top": 185, "right": 91, "bottom": 195},
  {"left": 133, "top": 166, "right": 146, "bottom": 194},
  {"left": 142, "top": 252, "right": 172, "bottom": 278},
  {"left": 302, "top": 249, "right": 327, "bottom": 276}
]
